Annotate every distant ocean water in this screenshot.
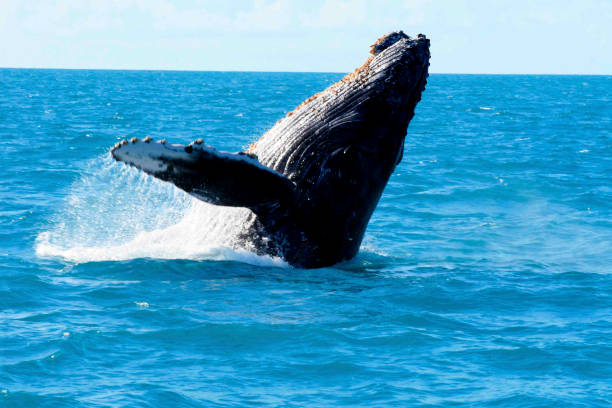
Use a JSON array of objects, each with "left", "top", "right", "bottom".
[{"left": 0, "top": 69, "right": 610, "bottom": 407}]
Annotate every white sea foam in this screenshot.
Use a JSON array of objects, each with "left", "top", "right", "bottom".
[{"left": 35, "top": 155, "right": 288, "bottom": 268}]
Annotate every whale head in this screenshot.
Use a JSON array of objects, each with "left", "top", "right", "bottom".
[{"left": 250, "top": 31, "right": 430, "bottom": 266}]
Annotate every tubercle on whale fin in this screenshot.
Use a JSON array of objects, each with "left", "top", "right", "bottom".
[
  {"left": 110, "top": 139, "right": 128, "bottom": 153},
  {"left": 184, "top": 138, "right": 207, "bottom": 153},
  {"left": 111, "top": 137, "right": 202, "bottom": 153},
  {"left": 111, "top": 137, "right": 168, "bottom": 153}
]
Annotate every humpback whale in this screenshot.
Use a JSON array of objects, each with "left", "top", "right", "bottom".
[{"left": 111, "top": 31, "right": 430, "bottom": 268}]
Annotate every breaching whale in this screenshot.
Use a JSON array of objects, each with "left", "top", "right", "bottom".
[{"left": 111, "top": 31, "right": 430, "bottom": 268}]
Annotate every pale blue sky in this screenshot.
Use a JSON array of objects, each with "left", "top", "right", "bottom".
[{"left": 1, "top": 0, "right": 610, "bottom": 74}]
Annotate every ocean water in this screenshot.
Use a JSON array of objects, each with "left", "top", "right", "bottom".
[{"left": 0, "top": 69, "right": 610, "bottom": 407}]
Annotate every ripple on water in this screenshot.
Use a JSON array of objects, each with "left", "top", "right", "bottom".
[{"left": 0, "top": 71, "right": 610, "bottom": 407}]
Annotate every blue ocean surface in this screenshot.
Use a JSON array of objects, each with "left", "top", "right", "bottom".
[{"left": 0, "top": 69, "right": 610, "bottom": 407}]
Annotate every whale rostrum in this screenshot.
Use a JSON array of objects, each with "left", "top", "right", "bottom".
[{"left": 111, "top": 31, "right": 430, "bottom": 268}]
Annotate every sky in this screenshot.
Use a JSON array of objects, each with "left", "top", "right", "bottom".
[{"left": 0, "top": 0, "right": 610, "bottom": 74}]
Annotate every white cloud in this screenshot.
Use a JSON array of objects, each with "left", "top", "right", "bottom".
[{"left": 0, "top": 0, "right": 609, "bottom": 73}]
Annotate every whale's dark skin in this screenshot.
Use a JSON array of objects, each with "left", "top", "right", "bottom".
[{"left": 111, "top": 31, "right": 430, "bottom": 268}]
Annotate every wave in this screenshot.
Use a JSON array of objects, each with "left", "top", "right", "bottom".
[{"left": 35, "top": 155, "right": 287, "bottom": 268}]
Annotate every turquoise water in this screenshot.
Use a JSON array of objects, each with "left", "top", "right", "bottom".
[{"left": 1, "top": 69, "right": 610, "bottom": 407}]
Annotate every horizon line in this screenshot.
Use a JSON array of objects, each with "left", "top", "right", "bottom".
[{"left": 0, "top": 66, "right": 610, "bottom": 76}]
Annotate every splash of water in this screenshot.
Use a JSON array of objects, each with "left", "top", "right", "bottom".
[{"left": 36, "top": 155, "right": 287, "bottom": 267}]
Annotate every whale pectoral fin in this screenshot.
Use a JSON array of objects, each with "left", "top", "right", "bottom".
[
  {"left": 111, "top": 140, "right": 296, "bottom": 210},
  {"left": 185, "top": 152, "right": 297, "bottom": 211}
]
